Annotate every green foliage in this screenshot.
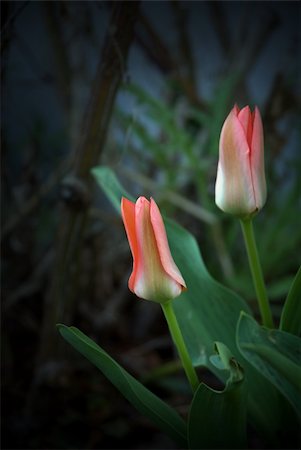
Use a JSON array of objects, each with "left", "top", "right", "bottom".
[
  {"left": 237, "top": 313, "right": 301, "bottom": 416},
  {"left": 91, "top": 166, "right": 290, "bottom": 444},
  {"left": 91, "top": 166, "right": 132, "bottom": 210},
  {"left": 118, "top": 82, "right": 215, "bottom": 202},
  {"left": 57, "top": 165, "right": 301, "bottom": 447},
  {"left": 188, "top": 342, "right": 246, "bottom": 449},
  {"left": 57, "top": 324, "right": 187, "bottom": 447},
  {"left": 280, "top": 266, "right": 301, "bottom": 336},
  {"left": 116, "top": 81, "right": 301, "bottom": 301},
  {"left": 257, "top": 188, "right": 301, "bottom": 279},
  {"left": 92, "top": 166, "right": 249, "bottom": 368}
]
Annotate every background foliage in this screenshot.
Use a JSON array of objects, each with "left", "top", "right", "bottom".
[{"left": 2, "top": 1, "right": 300, "bottom": 449}]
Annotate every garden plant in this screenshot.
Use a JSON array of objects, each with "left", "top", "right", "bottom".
[
  {"left": 58, "top": 105, "right": 301, "bottom": 449},
  {"left": 2, "top": 3, "right": 300, "bottom": 449}
]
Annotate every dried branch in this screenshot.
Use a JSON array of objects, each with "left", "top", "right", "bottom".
[
  {"left": 1, "top": 158, "right": 70, "bottom": 240},
  {"left": 135, "top": 9, "right": 205, "bottom": 110},
  {"left": 4, "top": 249, "right": 54, "bottom": 310},
  {"left": 122, "top": 167, "right": 217, "bottom": 225},
  {"left": 136, "top": 11, "right": 176, "bottom": 74},
  {"left": 35, "top": 1, "right": 140, "bottom": 370},
  {"left": 171, "top": 0, "right": 195, "bottom": 84},
  {"left": 208, "top": 3, "right": 232, "bottom": 59},
  {"left": 1, "top": 1, "right": 29, "bottom": 40},
  {"left": 42, "top": 3, "right": 72, "bottom": 113}
]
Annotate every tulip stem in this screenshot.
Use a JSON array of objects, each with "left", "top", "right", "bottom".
[
  {"left": 240, "top": 218, "right": 274, "bottom": 328},
  {"left": 161, "top": 301, "right": 199, "bottom": 393}
]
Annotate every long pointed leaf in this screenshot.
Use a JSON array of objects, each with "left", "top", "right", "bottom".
[
  {"left": 91, "top": 166, "right": 290, "bottom": 443},
  {"left": 188, "top": 342, "right": 246, "bottom": 449},
  {"left": 57, "top": 324, "right": 187, "bottom": 447},
  {"left": 280, "top": 265, "right": 301, "bottom": 336},
  {"left": 237, "top": 313, "right": 301, "bottom": 416}
]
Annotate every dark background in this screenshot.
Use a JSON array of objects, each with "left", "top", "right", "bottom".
[{"left": 2, "top": 1, "right": 300, "bottom": 449}]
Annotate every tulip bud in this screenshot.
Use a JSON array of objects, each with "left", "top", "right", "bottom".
[
  {"left": 215, "top": 105, "right": 267, "bottom": 217},
  {"left": 121, "top": 196, "right": 186, "bottom": 303}
]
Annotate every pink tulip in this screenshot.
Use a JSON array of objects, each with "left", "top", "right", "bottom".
[
  {"left": 121, "top": 196, "right": 186, "bottom": 303},
  {"left": 215, "top": 105, "right": 267, "bottom": 217}
]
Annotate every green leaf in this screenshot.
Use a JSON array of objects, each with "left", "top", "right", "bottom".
[
  {"left": 188, "top": 342, "right": 246, "bottom": 449},
  {"left": 91, "top": 166, "right": 133, "bottom": 211},
  {"left": 280, "top": 266, "right": 301, "bottom": 336},
  {"left": 57, "top": 324, "right": 187, "bottom": 447},
  {"left": 91, "top": 166, "right": 290, "bottom": 443},
  {"left": 237, "top": 313, "right": 301, "bottom": 416},
  {"left": 164, "top": 219, "right": 249, "bottom": 366},
  {"left": 92, "top": 166, "right": 250, "bottom": 369}
]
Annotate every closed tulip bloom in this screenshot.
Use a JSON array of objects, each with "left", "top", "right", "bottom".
[
  {"left": 121, "top": 196, "right": 186, "bottom": 303},
  {"left": 215, "top": 105, "right": 267, "bottom": 217}
]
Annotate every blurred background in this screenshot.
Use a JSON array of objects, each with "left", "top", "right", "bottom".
[{"left": 2, "top": 1, "right": 300, "bottom": 449}]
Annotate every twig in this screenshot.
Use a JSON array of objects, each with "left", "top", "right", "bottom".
[
  {"left": 1, "top": 158, "right": 70, "bottom": 240},
  {"left": 78, "top": 279, "right": 129, "bottom": 331},
  {"left": 171, "top": 0, "right": 195, "bottom": 85},
  {"left": 42, "top": 3, "right": 72, "bottom": 113},
  {"left": 1, "top": 1, "right": 30, "bottom": 38},
  {"left": 240, "top": 9, "right": 279, "bottom": 78},
  {"left": 36, "top": 1, "right": 140, "bottom": 367},
  {"left": 14, "top": 31, "right": 54, "bottom": 83},
  {"left": 122, "top": 167, "right": 217, "bottom": 225},
  {"left": 135, "top": 10, "right": 205, "bottom": 110},
  {"left": 4, "top": 249, "right": 54, "bottom": 310},
  {"left": 136, "top": 11, "right": 176, "bottom": 74},
  {"left": 209, "top": 3, "right": 232, "bottom": 59}
]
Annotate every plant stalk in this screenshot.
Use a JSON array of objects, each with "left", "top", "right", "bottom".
[
  {"left": 240, "top": 219, "right": 274, "bottom": 328},
  {"left": 161, "top": 301, "right": 199, "bottom": 393}
]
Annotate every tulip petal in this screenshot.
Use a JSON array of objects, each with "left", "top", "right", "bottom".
[
  {"left": 150, "top": 198, "right": 186, "bottom": 290},
  {"left": 135, "top": 197, "right": 154, "bottom": 279},
  {"left": 238, "top": 106, "right": 253, "bottom": 148},
  {"left": 134, "top": 197, "right": 183, "bottom": 302},
  {"left": 122, "top": 196, "right": 186, "bottom": 303},
  {"left": 121, "top": 197, "right": 139, "bottom": 292},
  {"left": 215, "top": 108, "right": 256, "bottom": 215},
  {"left": 233, "top": 104, "right": 240, "bottom": 116},
  {"left": 134, "top": 197, "right": 160, "bottom": 300},
  {"left": 134, "top": 197, "right": 158, "bottom": 300},
  {"left": 237, "top": 106, "right": 250, "bottom": 134},
  {"left": 251, "top": 107, "right": 267, "bottom": 210}
]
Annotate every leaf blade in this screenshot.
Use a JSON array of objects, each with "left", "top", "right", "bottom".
[
  {"left": 237, "top": 313, "right": 301, "bottom": 416},
  {"left": 57, "top": 324, "right": 187, "bottom": 447},
  {"left": 280, "top": 265, "right": 301, "bottom": 336},
  {"left": 91, "top": 165, "right": 291, "bottom": 443},
  {"left": 188, "top": 342, "right": 246, "bottom": 449}
]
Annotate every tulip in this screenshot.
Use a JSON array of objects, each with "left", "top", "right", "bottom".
[
  {"left": 215, "top": 105, "right": 267, "bottom": 217},
  {"left": 121, "top": 196, "right": 186, "bottom": 303}
]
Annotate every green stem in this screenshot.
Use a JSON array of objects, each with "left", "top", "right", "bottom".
[
  {"left": 240, "top": 219, "right": 274, "bottom": 328},
  {"left": 161, "top": 301, "right": 199, "bottom": 393}
]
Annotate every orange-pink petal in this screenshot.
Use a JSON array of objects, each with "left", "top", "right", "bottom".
[
  {"left": 150, "top": 198, "right": 186, "bottom": 290},
  {"left": 121, "top": 196, "right": 186, "bottom": 303},
  {"left": 250, "top": 107, "right": 267, "bottom": 210},
  {"left": 215, "top": 105, "right": 267, "bottom": 217},
  {"left": 215, "top": 107, "right": 256, "bottom": 215},
  {"left": 237, "top": 105, "right": 253, "bottom": 148},
  {"left": 121, "top": 197, "right": 139, "bottom": 292}
]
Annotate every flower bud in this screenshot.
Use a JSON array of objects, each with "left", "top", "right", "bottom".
[
  {"left": 121, "top": 196, "right": 186, "bottom": 303},
  {"left": 215, "top": 105, "right": 267, "bottom": 217}
]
